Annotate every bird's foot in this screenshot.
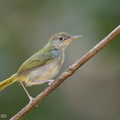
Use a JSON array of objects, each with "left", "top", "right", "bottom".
[
  {"left": 48, "top": 79, "right": 54, "bottom": 86},
  {"left": 29, "top": 96, "right": 34, "bottom": 103}
]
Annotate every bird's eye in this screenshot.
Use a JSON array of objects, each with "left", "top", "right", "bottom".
[{"left": 58, "top": 36, "right": 64, "bottom": 41}]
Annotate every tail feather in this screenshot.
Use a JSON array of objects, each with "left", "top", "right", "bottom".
[{"left": 0, "top": 74, "right": 17, "bottom": 90}]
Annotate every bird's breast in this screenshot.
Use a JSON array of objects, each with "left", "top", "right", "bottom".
[{"left": 24, "top": 51, "right": 64, "bottom": 85}]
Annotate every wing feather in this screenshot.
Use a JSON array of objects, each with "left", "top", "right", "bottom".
[{"left": 17, "top": 47, "right": 54, "bottom": 76}]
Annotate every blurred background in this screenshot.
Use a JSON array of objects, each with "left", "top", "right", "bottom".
[{"left": 0, "top": 0, "right": 120, "bottom": 120}]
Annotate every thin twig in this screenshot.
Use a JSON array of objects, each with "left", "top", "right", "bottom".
[{"left": 10, "top": 25, "right": 120, "bottom": 120}]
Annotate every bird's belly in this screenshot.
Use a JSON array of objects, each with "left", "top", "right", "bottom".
[
  {"left": 30, "top": 61, "right": 60, "bottom": 80},
  {"left": 24, "top": 58, "right": 63, "bottom": 86}
]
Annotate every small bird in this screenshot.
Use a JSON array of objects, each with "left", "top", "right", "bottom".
[{"left": 0, "top": 32, "right": 81, "bottom": 101}]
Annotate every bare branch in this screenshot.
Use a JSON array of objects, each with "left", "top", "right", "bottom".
[{"left": 10, "top": 25, "right": 120, "bottom": 120}]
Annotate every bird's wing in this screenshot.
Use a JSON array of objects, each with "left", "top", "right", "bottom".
[{"left": 17, "top": 50, "right": 54, "bottom": 76}]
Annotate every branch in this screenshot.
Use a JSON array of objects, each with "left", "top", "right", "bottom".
[{"left": 10, "top": 25, "right": 120, "bottom": 120}]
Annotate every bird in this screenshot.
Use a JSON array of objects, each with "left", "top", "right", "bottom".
[{"left": 0, "top": 32, "right": 82, "bottom": 101}]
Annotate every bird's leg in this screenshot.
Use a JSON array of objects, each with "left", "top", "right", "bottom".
[
  {"left": 27, "top": 79, "right": 54, "bottom": 86},
  {"left": 20, "top": 81, "right": 34, "bottom": 102},
  {"left": 48, "top": 80, "right": 54, "bottom": 86}
]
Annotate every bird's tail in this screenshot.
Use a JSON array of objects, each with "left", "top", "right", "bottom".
[{"left": 0, "top": 74, "right": 17, "bottom": 90}]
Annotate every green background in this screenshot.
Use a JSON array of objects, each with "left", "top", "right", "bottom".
[{"left": 0, "top": 0, "right": 120, "bottom": 120}]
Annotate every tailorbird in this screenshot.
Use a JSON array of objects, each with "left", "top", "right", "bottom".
[{"left": 0, "top": 32, "right": 82, "bottom": 101}]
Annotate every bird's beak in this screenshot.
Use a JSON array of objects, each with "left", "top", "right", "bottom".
[{"left": 66, "top": 35, "right": 82, "bottom": 41}]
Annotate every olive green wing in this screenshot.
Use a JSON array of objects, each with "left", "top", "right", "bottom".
[{"left": 17, "top": 50, "right": 54, "bottom": 76}]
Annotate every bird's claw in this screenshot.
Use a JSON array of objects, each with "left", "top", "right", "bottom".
[{"left": 48, "top": 80, "right": 54, "bottom": 86}]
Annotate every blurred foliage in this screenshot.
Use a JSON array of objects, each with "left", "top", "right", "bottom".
[{"left": 0, "top": 0, "right": 120, "bottom": 120}]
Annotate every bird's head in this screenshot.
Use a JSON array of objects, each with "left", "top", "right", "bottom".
[{"left": 49, "top": 32, "right": 82, "bottom": 50}]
